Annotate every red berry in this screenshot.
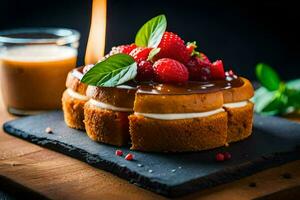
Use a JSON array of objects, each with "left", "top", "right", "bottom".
[
  {"left": 136, "top": 60, "right": 154, "bottom": 82},
  {"left": 198, "top": 52, "right": 211, "bottom": 63},
  {"left": 125, "top": 153, "right": 134, "bottom": 161},
  {"left": 156, "top": 32, "right": 191, "bottom": 64},
  {"left": 153, "top": 58, "right": 189, "bottom": 84},
  {"left": 223, "top": 152, "right": 232, "bottom": 160},
  {"left": 186, "top": 42, "right": 197, "bottom": 55},
  {"left": 215, "top": 153, "right": 225, "bottom": 162},
  {"left": 211, "top": 60, "right": 225, "bottom": 80},
  {"left": 115, "top": 150, "right": 123, "bottom": 156},
  {"left": 109, "top": 44, "right": 137, "bottom": 55},
  {"left": 129, "top": 47, "right": 153, "bottom": 63},
  {"left": 186, "top": 57, "right": 211, "bottom": 81}
]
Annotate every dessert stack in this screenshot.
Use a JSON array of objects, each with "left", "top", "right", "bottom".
[{"left": 62, "top": 15, "right": 254, "bottom": 152}]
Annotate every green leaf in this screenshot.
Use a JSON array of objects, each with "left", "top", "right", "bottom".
[
  {"left": 81, "top": 54, "right": 137, "bottom": 87},
  {"left": 256, "top": 63, "right": 281, "bottom": 91},
  {"left": 135, "top": 14, "right": 167, "bottom": 48},
  {"left": 253, "top": 87, "right": 277, "bottom": 113},
  {"left": 147, "top": 48, "right": 160, "bottom": 61},
  {"left": 286, "top": 79, "right": 300, "bottom": 90}
]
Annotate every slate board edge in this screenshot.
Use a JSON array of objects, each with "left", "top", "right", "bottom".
[{"left": 2, "top": 120, "right": 300, "bottom": 198}]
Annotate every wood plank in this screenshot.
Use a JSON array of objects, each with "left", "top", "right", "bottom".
[{"left": 0, "top": 84, "right": 300, "bottom": 199}]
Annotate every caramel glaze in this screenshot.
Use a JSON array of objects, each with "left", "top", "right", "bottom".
[{"left": 137, "top": 76, "right": 244, "bottom": 95}]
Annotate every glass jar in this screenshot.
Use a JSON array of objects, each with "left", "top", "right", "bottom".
[{"left": 0, "top": 28, "right": 80, "bottom": 115}]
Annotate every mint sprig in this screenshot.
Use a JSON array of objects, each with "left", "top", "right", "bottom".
[
  {"left": 253, "top": 63, "right": 300, "bottom": 115},
  {"left": 81, "top": 54, "right": 137, "bottom": 87},
  {"left": 135, "top": 14, "right": 167, "bottom": 48},
  {"left": 256, "top": 63, "right": 281, "bottom": 91}
]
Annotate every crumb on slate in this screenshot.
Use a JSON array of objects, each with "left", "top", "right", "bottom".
[
  {"left": 45, "top": 127, "right": 53, "bottom": 134},
  {"left": 148, "top": 169, "right": 153, "bottom": 173}
]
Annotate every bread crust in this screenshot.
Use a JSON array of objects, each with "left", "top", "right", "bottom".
[
  {"left": 62, "top": 90, "right": 86, "bottom": 130},
  {"left": 84, "top": 101, "right": 131, "bottom": 146},
  {"left": 134, "top": 91, "right": 224, "bottom": 113},
  {"left": 224, "top": 102, "right": 254, "bottom": 143},
  {"left": 65, "top": 67, "right": 87, "bottom": 95},
  {"left": 129, "top": 112, "right": 227, "bottom": 152}
]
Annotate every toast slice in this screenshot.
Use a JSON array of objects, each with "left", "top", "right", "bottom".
[
  {"left": 84, "top": 85, "right": 136, "bottom": 146},
  {"left": 222, "top": 77, "right": 254, "bottom": 143},
  {"left": 62, "top": 67, "right": 88, "bottom": 130}
]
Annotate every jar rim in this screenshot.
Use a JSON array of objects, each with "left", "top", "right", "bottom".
[{"left": 0, "top": 28, "right": 80, "bottom": 45}]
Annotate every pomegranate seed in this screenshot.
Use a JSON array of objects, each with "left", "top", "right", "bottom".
[
  {"left": 215, "top": 153, "right": 225, "bottom": 162},
  {"left": 115, "top": 150, "right": 123, "bottom": 156},
  {"left": 223, "top": 152, "right": 232, "bottom": 160},
  {"left": 125, "top": 153, "right": 134, "bottom": 161},
  {"left": 228, "top": 70, "right": 234, "bottom": 76}
]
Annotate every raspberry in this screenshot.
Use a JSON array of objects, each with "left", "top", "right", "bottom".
[
  {"left": 125, "top": 153, "right": 134, "bottom": 161},
  {"left": 136, "top": 60, "right": 154, "bottom": 82},
  {"left": 115, "top": 150, "right": 123, "bottom": 156},
  {"left": 186, "top": 57, "right": 211, "bottom": 81},
  {"left": 109, "top": 44, "right": 137, "bottom": 55},
  {"left": 211, "top": 60, "right": 225, "bottom": 80},
  {"left": 223, "top": 152, "right": 232, "bottom": 160},
  {"left": 215, "top": 153, "right": 225, "bottom": 162},
  {"left": 156, "top": 32, "right": 191, "bottom": 64},
  {"left": 153, "top": 58, "right": 189, "bottom": 84},
  {"left": 129, "top": 47, "right": 153, "bottom": 63}
]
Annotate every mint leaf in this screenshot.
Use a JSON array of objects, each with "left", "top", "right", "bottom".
[
  {"left": 253, "top": 87, "right": 277, "bottom": 113},
  {"left": 286, "top": 79, "right": 300, "bottom": 90},
  {"left": 256, "top": 63, "right": 281, "bottom": 91},
  {"left": 147, "top": 48, "right": 160, "bottom": 61},
  {"left": 81, "top": 54, "right": 137, "bottom": 87},
  {"left": 135, "top": 15, "right": 167, "bottom": 48}
]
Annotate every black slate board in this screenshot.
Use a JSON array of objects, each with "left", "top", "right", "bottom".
[{"left": 3, "top": 111, "right": 300, "bottom": 197}]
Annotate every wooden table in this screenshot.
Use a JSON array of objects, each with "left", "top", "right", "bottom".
[{"left": 0, "top": 90, "right": 300, "bottom": 200}]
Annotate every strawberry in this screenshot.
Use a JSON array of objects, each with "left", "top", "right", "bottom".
[
  {"left": 136, "top": 60, "right": 154, "bottom": 82},
  {"left": 198, "top": 52, "right": 211, "bottom": 63},
  {"left": 156, "top": 32, "right": 191, "bottom": 64},
  {"left": 109, "top": 44, "right": 137, "bottom": 55},
  {"left": 211, "top": 60, "right": 225, "bottom": 79},
  {"left": 153, "top": 58, "right": 189, "bottom": 83},
  {"left": 186, "top": 57, "right": 211, "bottom": 81},
  {"left": 186, "top": 41, "right": 197, "bottom": 55},
  {"left": 129, "top": 47, "right": 153, "bottom": 63}
]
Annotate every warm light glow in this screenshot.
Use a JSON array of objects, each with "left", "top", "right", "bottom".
[{"left": 85, "top": 0, "right": 107, "bottom": 65}]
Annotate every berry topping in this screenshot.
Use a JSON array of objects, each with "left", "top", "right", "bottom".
[
  {"left": 115, "top": 150, "right": 123, "bottom": 156},
  {"left": 156, "top": 32, "right": 191, "bottom": 64},
  {"left": 223, "top": 152, "right": 232, "bottom": 160},
  {"left": 129, "top": 47, "right": 153, "bottom": 63},
  {"left": 136, "top": 60, "right": 154, "bottom": 81},
  {"left": 125, "top": 153, "right": 134, "bottom": 161},
  {"left": 186, "top": 41, "right": 197, "bottom": 55},
  {"left": 198, "top": 52, "right": 211, "bottom": 63},
  {"left": 215, "top": 153, "right": 225, "bottom": 162},
  {"left": 109, "top": 44, "right": 137, "bottom": 55},
  {"left": 186, "top": 56, "right": 211, "bottom": 81},
  {"left": 153, "top": 58, "right": 189, "bottom": 84},
  {"left": 211, "top": 60, "right": 225, "bottom": 80}
]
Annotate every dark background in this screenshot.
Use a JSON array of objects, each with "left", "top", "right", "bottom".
[{"left": 0, "top": 0, "right": 299, "bottom": 81}]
